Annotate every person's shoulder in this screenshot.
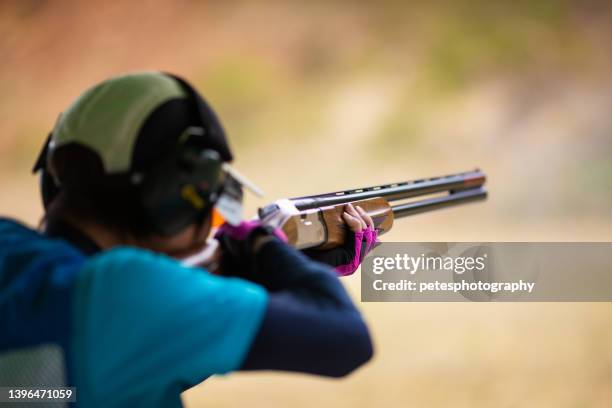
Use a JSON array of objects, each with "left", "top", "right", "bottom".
[
  {"left": 79, "top": 246, "right": 266, "bottom": 304},
  {"left": 0, "top": 218, "right": 85, "bottom": 346},
  {"left": 83, "top": 246, "right": 185, "bottom": 277},
  {"left": 71, "top": 249, "right": 268, "bottom": 402},
  {"left": 80, "top": 246, "right": 216, "bottom": 295},
  {"left": 0, "top": 217, "right": 84, "bottom": 266},
  {"left": 0, "top": 217, "right": 41, "bottom": 238}
]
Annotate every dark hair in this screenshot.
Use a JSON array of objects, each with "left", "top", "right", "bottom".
[{"left": 44, "top": 144, "right": 154, "bottom": 237}]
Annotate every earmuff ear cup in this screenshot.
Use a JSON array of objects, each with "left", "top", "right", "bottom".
[
  {"left": 140, "top": 149, "right": 224, "bottom": 236},
  {"left": 33, "top": 132, "right": 59, "bottom": 211},
  {"left": 40, "top": 169, "right": 60, "bottom": 210}
]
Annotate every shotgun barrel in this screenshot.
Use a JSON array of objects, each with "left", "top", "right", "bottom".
[
  {"left": 289, "top": 169, "right": 485, "bottom": 211},
  {"left": 257, "top": 169, "right": 487, "bottom": 249},
  {"left": 391, "top": 186, "right": 487, "bottom": 218}
]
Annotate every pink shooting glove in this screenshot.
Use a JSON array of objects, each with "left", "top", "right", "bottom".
[
  {"left": 335, "top": 226, "right": 378, "bottom": 276},
  {"left": 214, "top": 220, "right": 289, "bottom": 279},
  {"left": 302, "top": 203, "right": 379, "bottom": 277}
]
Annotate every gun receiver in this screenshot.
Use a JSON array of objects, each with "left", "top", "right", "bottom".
[{"left": 258, "top": 170, "right": 487, "bottom": 250}]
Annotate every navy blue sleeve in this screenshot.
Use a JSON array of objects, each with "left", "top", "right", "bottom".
[
  {"left": 302, "top": 233, "right": 368, "bottom": 268},
  {"left": 240, "top": 240, "right": 373, "bottom": 377}
]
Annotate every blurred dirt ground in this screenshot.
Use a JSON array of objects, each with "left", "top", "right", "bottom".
[{"left": 1, "top": 1, "right": 612, "bottom": 407}]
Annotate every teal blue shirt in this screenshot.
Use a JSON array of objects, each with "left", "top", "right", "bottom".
[
  {"left": 1, "top": 217, "right": 374, "bottom": 406},
  {"left": 72, "top": 248, "right": 267, "bottom": 407}
]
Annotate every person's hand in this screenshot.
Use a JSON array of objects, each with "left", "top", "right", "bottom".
[
  {"left": 214, "top": 220, "right": 287, "bottom": 279},
  {"left": 302, "top": 203, "right": 378, "bottom": 276},
  {"left": 341, "top": 202, "right": 373, "bottom": 234}
]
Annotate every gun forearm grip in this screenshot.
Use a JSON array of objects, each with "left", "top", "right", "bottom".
[{"left": 317, "top": 197, "right": 393, "bottom": 250}]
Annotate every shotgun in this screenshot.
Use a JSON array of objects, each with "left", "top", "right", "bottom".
[{"left": 258, "top": 169, "right": 487, "bottom": 250}]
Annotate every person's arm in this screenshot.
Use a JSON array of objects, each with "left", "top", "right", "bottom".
[
  {"left": 214, "top": 206, "right": 375, "bottom": 377},
  {"left": 73, "top": 244, "right": 372, "bottom": 408},
  {"left": 240, "top": 239, "right": 373, "bottom": 377}
]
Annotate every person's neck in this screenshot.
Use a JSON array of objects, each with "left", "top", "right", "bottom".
[{"left": 64, "top": 215, "right": 135, "bottom": 250}]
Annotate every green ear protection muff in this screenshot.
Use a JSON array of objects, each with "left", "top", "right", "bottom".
[
  {"left": 33, "top": 71, "right": 236, "bottom": 236},
  {"left": 138, "top": 135, "right": 227, "bottom": 235}
]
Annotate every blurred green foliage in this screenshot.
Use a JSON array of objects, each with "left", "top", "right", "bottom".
[
  {"left": 197, "top": 56, "right": 277, "bottom": 115},
  {"left": 195, "top": 54, "right": 328, "bottom": 148}
]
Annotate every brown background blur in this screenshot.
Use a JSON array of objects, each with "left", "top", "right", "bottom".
[{"left": 1, "top": 1, "right": 612, "bottom": 406}]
